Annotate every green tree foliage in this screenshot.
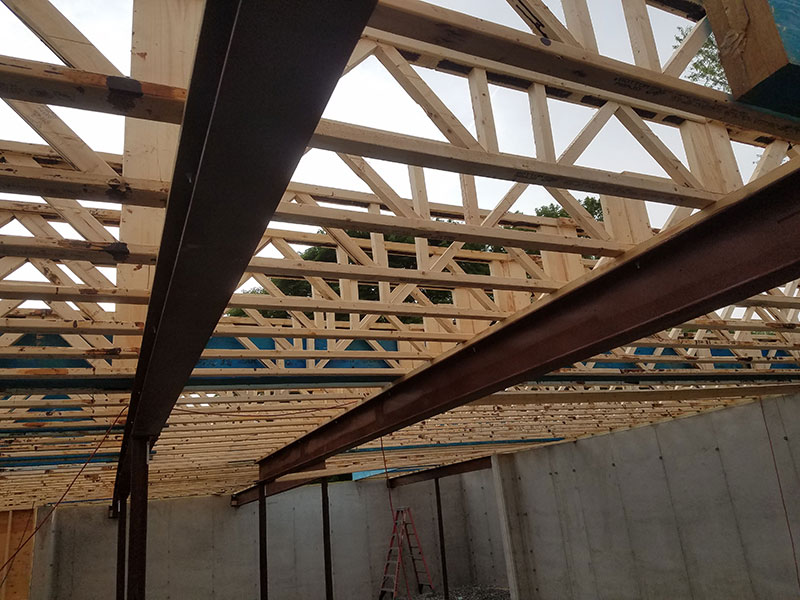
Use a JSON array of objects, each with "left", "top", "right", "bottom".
[
  {"left": 534, "top": 196, "right": 603, "bottom": 220},
  {"left": 229, "top": 196, "right": 602, "bottom": 319},
  {"left": 674, "top": 26, "right": 731, "bottom": 93}
]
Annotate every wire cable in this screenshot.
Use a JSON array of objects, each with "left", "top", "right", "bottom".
[
  {"left": 379, "top": 435, "right": 395, "bottom": 516},
  {"left": 380, "top": 436, "right": 413, "bottom": 599}
]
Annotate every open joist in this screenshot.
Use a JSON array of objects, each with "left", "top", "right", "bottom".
[
  {"left": 0, "top": 0, "right": 799, "bottom": 511},
  {"left": 366, "top": 0, "right": 799, "bottom": 142},
  {"left": 0, "top": 128, "right": 718, "bottom": 209},
  {"left": 0, "top": 0, "right": 793, "bottom": 146}
]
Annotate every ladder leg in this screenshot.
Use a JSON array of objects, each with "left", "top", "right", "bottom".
[
  {"left": 378, "top": 510, "right": 404, "bottom": 599},
  {"left": 378, "top": 507, "right": 438, "bottom": 599},
  {"left": 405, "top": 508, "right": 436, "bottom": 594}
]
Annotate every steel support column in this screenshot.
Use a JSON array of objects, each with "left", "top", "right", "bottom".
[
  {"left": 434, "top": 478, "right": 450, "bottom": 600},
  {"left": 258, "top": 483, "right": 268, "bottom": 600},
  {"left": 258, "top": 159, "right": 800, "bottom": 483},
  {"left": 116, "top": 496, "right": 127, "bottom": 600},
  {"left": 321, "top": 481, "right": 334, "bottom": 600},
  {"left": 127, "top": 436, "right": 148, "bottom": 600}
]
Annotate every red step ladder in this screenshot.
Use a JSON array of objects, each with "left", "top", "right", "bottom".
[{"left": 378, "top": 507, "right": 435, "bottom": 599}]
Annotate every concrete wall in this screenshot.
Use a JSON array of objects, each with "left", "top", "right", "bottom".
[
  {"left": 30, "top": 395, "right": 800, "bottom": 599},
  {"left": 493, "top": 395, "right": 800, "bottom": 600},
  {"left": 29, "top": 470, "right": 506, "bottom": 599},
  {"left": 458, "top": 469, "right": 507, "bottom": 587}
]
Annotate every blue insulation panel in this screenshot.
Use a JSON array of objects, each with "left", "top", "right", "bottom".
[
  {"left": 770, "top": 0, "right": 800, "bottom": 63},
  {"left": 0, "top": 452, "right": 119, "bottom": 468},
  {"left": 0, "top": 333, "right": 93, "bottom": 369},
  {"left": 738, "top": 0, "right": 800, "bottom": 116}
]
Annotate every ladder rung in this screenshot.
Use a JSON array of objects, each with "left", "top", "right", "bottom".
[{"left": 380, "top": 507, "right": 434, "bottom": 598}]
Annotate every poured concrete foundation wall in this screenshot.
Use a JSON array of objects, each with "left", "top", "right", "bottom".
[
  {"left": 493, "top": 395, "right": 800, "bottom": 600},
  {"left": 29, "top": 471, "right": 505, "bottom": 599}
]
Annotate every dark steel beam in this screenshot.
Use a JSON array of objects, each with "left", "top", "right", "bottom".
[
  {"left": 646, "top": 0, "right": 705, "bottom": 19},
  {"left": 387, "top": 457, "right": 492, "bottom": 489},
  {"left": 113, "top": 0, "right": 239, "bottom": 503},
  {"left": 258, "top": 159, "right": 800, "bottom": 483},
  {"left": 258, "top": 484, "right": 268, "bottom": 600},
  {"left": 321, "top": 481, "right": 334, "bottom": 600},
  {"left": 113, "top": 0, "right": 376, "bottom": 501},
  {"left": 126, "top": 436, "right": 148, "bottom": 600},
  {"left": 116, "top": 496, "right": 127, "bottom": 600},
  {"left": 434, "top": 478, "right": 449, "bottom": 600},
  {"left": 231, "top": 477, "right": 319, "bottom": 508}
]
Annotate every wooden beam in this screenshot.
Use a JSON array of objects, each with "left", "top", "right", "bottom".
[
  {"left": 1, "top": 1, "right": 793, "bottom": 145},
  {"left": 311, "top": 121, "right": 719, "bottom": 208},
  {"left": 0, "top": 130, "right": 718, "bottom": 209},
  {"left": 367, "top": 0, "right": 800, "bottom": 142},
  {"left": 1, "top": 0, "right": 123, "bottom": 75},
  {"left": 476, "top": 384, "right": 800, "bottom": 405},
  {"left": 0, "top": 54, "right": 185, "bottom": 123},
  {"left": 274, "top": 203, "right": 628, "bottom": 256},
  {"left": 0, "top": 280, "right": 511, "bottom": 319},
  {"left": 0, "top": 317, "right": 474, "bottom": 342},
  {"left": 0, "top": 163, "right": 167, "bottom": 207}
]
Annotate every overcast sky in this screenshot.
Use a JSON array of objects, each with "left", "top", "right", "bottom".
[{"left": 0, "top": 0, "right": 761, "bottom": 303}]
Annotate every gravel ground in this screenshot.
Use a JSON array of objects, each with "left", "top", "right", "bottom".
[{"left": 411, "top": 586, "right": 511, "bottom": 600}]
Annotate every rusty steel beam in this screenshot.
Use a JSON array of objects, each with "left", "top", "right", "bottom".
[
  {"left": 387, "top": 457, "right": 492, "bottom": 489},
  {"left": 257, "top": 159, "right": 800, "bottom": 482},
  {"left": 230, "top": 477, "right": 320, "bottom": 508},
  {"left": 646, "top": 0, "right": 705, "bottom": 19}
]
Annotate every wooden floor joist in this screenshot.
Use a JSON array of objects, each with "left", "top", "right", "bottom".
[{"left": 0, "top": 0, "right": 798, "bottom": 510}]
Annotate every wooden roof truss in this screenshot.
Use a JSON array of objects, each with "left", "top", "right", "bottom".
[{"left": 0, "top": 0, "right": 798, "bottom": 508}]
